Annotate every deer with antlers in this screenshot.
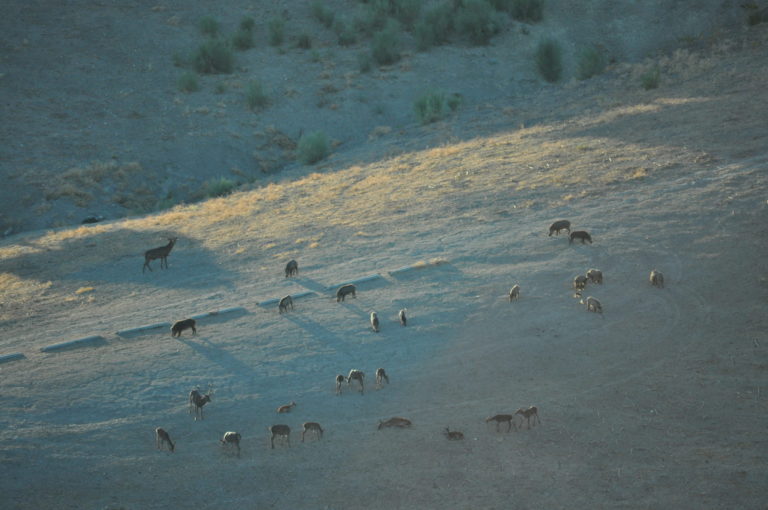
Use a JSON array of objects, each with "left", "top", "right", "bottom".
[
  {"left": 189, "top": 385, "right": 214, "bottom": 421},
  {"left": 143, "top": 237, "right": 177, "bottom": 273}
]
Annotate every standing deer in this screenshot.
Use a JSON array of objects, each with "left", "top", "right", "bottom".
[
  {"left": 398, "top": 308, "right": 407, "bottom": 326},
  {"left": 189, "top": 386, "right": 214, "bottom": 420},
  {"left": 347, "top": 369, "right": 365, "bottom": 394},
  {"left": 278, "top": 295, "right": 294, "bottom": 314},
  {"left": 515, "top": 406, "right": 541, "bottom": 429},
  {"left": 171, "top": 318, "right": 196, "bottom": 337},
  {"left": 335, "top": 374, "right": 346, "bottom": 395},
  {"left": 586, "top": 268, "right": 603, "bottom": 284},
  {"left": 569, "top": 231, "right": 592, "bottom": 245},
  {"left": 370, "top": 311, "right": 380, "bottom": 332},
  {"left": 269, "top": 424, "right": 291, "bottom": 449},
  {"left": 301, "top": 422, "right": 324, "bottom": 442},
  {"left": 221, "top": 431, "right": 241, "bottom": 457},
  {"left": 155, "top": 427, "right": 175, "bottom": 452},
  {"left": 485, "top": 414, "right": 517, "bottom": 432},
  {"left": 375, "top": 367, "right": 389, "bottom": 388},
  {"left": 143, "top": 237, "right": 177, "bottom": 273},
  {"left": 581, "top": 296, "right": 603, "bottom": 315},
  {"left": 509, "top": 284, "right": 520, "bottom": 301},
  {"left": 650, "top": 269, "right": 664, "bottom": 288},
  {"left": 336, "top": 284, "right": 356, "bottom": 302},
  {"left": 285, "top": 259, "right": 298, "bottom": 278},
  {"left": 548, "top": 220, "right": 571, "bottom": 236}
]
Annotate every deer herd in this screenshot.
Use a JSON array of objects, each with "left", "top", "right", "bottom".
[{"left": 150, "top": 219, "right": 665, "bottom": 456}]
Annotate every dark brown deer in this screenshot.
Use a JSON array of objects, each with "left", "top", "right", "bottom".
[
  {"left": 278, "top": 295, "right": 294, "bottom": 314},
  {"left": 221, "top": 431, "right": 241, "bottom": 457},
  {"left": 586, "top": 268, "right": 603, "bottom": 284},
  {"left": 509, "top": 284, "right": 520, "bottom": 301},
  {"left": 269, "top": 424, "right": 291, "bottom": 449},
  {"left": 399, "top": 308, "right": 407, "bottom": 326},
  {"left": 485, "top": 414, "right": 517, "bottom": 432},
  {"left": 569, "top": 231, "right": 592, "bottom": 245},
  {"left": 171, "top": 318, "right": 196, "bottom": 337},
  {"left": 143, "top": 237, "right": 177, "bottom": 273},
  {"left": 375, "top": 367, "right": 389, "bottom": 388},
  {"left": 301, "top": 422, "right": 324, "bottom": 442},
  {"left": 378, "top": 417, "right": 412, "bottom": 430},
  {"left": 335, "top": 374, "right": 346, "bottom": 395},
  {"left": 285, "top": 259, "right": 298, "bottom": 278},
  {"left": 650, "top": 269, "right": 664, "bottom": 288},
  {"left": 155, "top": 427, "right": 175, "bottom": 452},
  {"left": 548, "top": 220, "right": 571, "bottom": 236},
  {"left": 336, "top": 284, "right": 356, "bottom": 302},
  {"left": 189, "top": 386, "right": 213, "bottom": 421}
]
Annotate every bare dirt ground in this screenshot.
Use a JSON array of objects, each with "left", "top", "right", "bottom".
[{"left": 1, "top": 2, "right": 768, "bottom": 510}]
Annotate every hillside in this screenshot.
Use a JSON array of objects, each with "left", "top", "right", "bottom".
[{"left": 1, "top": 4, "right": 768, "bottom": 510}]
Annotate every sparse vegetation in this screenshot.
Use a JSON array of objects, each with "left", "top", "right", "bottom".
[
  {"left": 240, "top": 16, "right": 256, "bottom": 32},
  {"left": 194, "top": 38, "right": 235, "bottom": 74},
  {"left": 358, "top": 52, "right": 373, "bottom": 72},
  {"left": 311, "top": 0, "right": 336, "bottom": 28},
  {"left": 269, "top": 17, "right": 285, "bottom": 46},
  {"left": 414, "top": 90, "right": 461, "bottom": 124},
  {"left": 199, "top": 16, "right": 220, "bottom": 37},
  {"left": 576, "top": 47, "right": 607, "bottom": 80},
  {"left": 455, "top": 0, "right": 502, "bottom": 46},
  {"left": 203, "top": 177, "right": 238, "bottom": 198},
  {"left": 246, "top": 80, "right": 269, "bottom": 111},
  {"left": 415, "top": 2, "right": 454, "bottom": 50},
  {"left": 508, "top": 0, "right": 544, "bottom": 22},
  {"left": 641, "top": 65, "right": 661, "bottom": 90},
  {"left": 535, "top": 38, "right": 562, "bottom": 82},
  {"left": 334, "top": 18, "right": 357, "bottom": 46},
  {"left": 177, "top": 72, "right": 199, "bottom": 93},
  {"left": 297, "top": 33, "right": 312, "bottom": 49},
  {"left": 232, "top": 28, "right": 255, "bottom": 50},
  {"left": 297, "top": 131, "right": 330, "bottom": 165}
]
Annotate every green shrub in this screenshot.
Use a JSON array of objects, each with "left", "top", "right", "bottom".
[
  {"left": 333, "top": 18, "right": 357, "bottom": 46},
  {"left": 357, "top": 52, "right": 373, "bottom": 72},
  {"left": 199, "top": 16, "right": 220, "bottom": 37},
  {"left": 172, "top": 51, "right": 191, "bottom": 68},
  {"left": 576, "top": 47, "right": 606, "bottom": 80},
  {"left": 535, "top": 38, "right": 562, "bottom": 82},
  {"left": 204, "top": 177, "right": 238, "bottom": 198},
  {"left": 640, "top": 65, "right": 660, "bottom": 90},
  {"left": 311, "top": 0, "right": 335, "bottom": 28},
  {"left": 414, "top": 90, "right": 460, "bottom": 124},
  {"left": 297, "top": 33, "right": 312, "bottom": 49},
  {"left": 232, "top": 29, "right": 255, "bottom": 50},
  {"left": 297, "top": 131, "right": 330, "bottom": 165},
  {"left": 246, "top": 80, "right": 269, "bottom": 110},
  {"left": 509, "top": 0, "right": 544, "bottom": 22},
  {"left": 390, "top": 0, "right": 422, "bottom": 29},
  {"left": 455, "top": 0, "right": 502, "bottom": 46},
  {"left": 177, "top": 72, "right": 199, "bottom": 93},
  {"left": 268, "top": 18, "right": 285, "bottom": 46},
  {"left": 240, "top": 16, "right": 256, "bottom": 32},
  {"left": 415, "top": 2, "right": 454, "bottom": 50},
  {"left": 194, "top": 39, "right": 235, "bottom": 74},
  {"left": 371, "top": 20, "right": 402, "bottom": 65},
  {"left": 215, "top": 82, "right": 227, "bottom": 94}
]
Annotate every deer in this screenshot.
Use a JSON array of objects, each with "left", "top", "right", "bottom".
[
  {"left": 335, "top": 374, "right": 346, "bottom": 395},
  {"left": 301, "top": 422, "right": 324, "bottom": 442},
  {"left": 378, "top": 417, "right": 412, "bottom": 430},
  {"left": 269, "top": 424, "right": 291, "bottom": 449},
  {"left": 347, "top": 369, "right": 365, "bottom": 394},
  {"left": 650, "top": 269, "right": 664, "bottom": 288},
  {"left": 285, "top": 259, "right": 298, "bottom": 278},
  {"left": 398, "top": 308, "right": 407, "bottom": 326},
  {"left": 155, "top": 427, "right": 175, "bottom": 452},
  {"left": 548, "top": 219, "right": 571, "bottom": 236},
  {"left": 221, "top": 431, "right": 241, "bottom": 457},
  {"left": 278, "top": 295, "right": 294, "bottom": 314},
  {"left": 336, "top": 284, "right": 356, "bottom": 302},
  {"left": 515, "top": 406, "right": 541, "bottom": 429},
  {"left": 485, "top": 414, "right": 517, "bottom": 432},
  {"left": 171, "top": 318, "right": 196, "bottom": 337},
  {"left": 569, "top": 231, "right": 592, "bottom": 245},
  {"left": 276, "top": 401, "right": 296, "bottom": 413},
  {"left": 443, "top": 427, "right": 464, "bottom": 440},
  {"left": 581, "top": 296, "right": 603, "bottom": 315},
  {"left": 586, "top": 268, "right": 603, "bottom": 284},
  {"left": 143, "top": 237, "right": 177, "bottom": 273},
  {"left": 375, "top": 367, "right": 389, "bottom": 389},
  {"left": 573, "top": 274, "right": 588, "bottom": 292},
  {"left": 509, "top": 284, "right": 520, "bottom": 301},
  {"left": 189, "top": 385, "right": 213, "bottom": 420},
  {"left": 370, "top": 311, "right": 380, "bottom": 332}
]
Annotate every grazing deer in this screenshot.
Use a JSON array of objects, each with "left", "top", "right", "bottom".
[
  {"left": 335, "top": 374, "right": 346, "bottom": 395},
  {"left": 650, "top": 269, "right": 664, "bottom": 288},
  {"left": 586, "top": 268, "right": 603, "bottom": 284},
  {"left": 276, "top": 401, "right": 296, "bottom": 413},
  {"left": 301, "top": 422, "right": 324, "bottom": 442},
  {"left": 189, "top": 386, "right": 213, "bottom": 420},
  {"left": 143, "top": 237, "right": 177, "bottom": 273},
  {"left": 548, "top": 220, "right": 571, "bottom": 236},
  {"left": 573, "top": 274, "right": 588, "bottom": 292},
  {"left": 443, "top": 427, "right": 464, "bottom": 440},
  {"left": 509, "top": 284, "right": 520, "bottom": 301},
  {"left": 370, "top": 311, "right": 380, "bottom": 332},
  {"left": 269, "top": 424, "right": 291, "bottom": 449},
  {"left": 378, "top": 417, "right": 412, "bottom": 430},
  {"left": 278, "top": 295, "right": 294, "bottom": 314},
  {"left": 347, "top": 369, "right": 365, "bottom": 394},
  {"left": 285, "top": 259, "right": 298, "bottom": 278},
  {"left": 515, "top": 406, "right": 541, "bottom": 429},
  {"left": 569, "top": 231, "right": 592, "bottom": 245},
  {"left": 485, "top": 414, "right": 517, "bottom": 432},
  {"left": 336, "top": 284, "right": 356, "bottom": 302},
  {"left": 171, "top": 318, "right": 196, "bottom": 337},
  {"left": 398, "top": 308, "right": 407, "bottom": 326},
  {"left": 375, "top": 367, "right": 389, "bottom": 388},
  {"left": 221, "top": 431, "right": 241, "bottom": 457},
  {"left": 155, "top": 427, "right": 175, "bottom": 452},
  {"left": 581, "top": 296, "right": 603, "bottom": 315}
]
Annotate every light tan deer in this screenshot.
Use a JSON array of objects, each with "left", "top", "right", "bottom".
[
  {"left": 301, "top": 422, "right": 324, "bottom": 442},
  {"left": 586, "top": 268, "right": 603, "bottom": 284},
  {"left": 269, "top": 424, "right": 291, "bottom": 449},
  {"left": 189, "top": 385, "right": 213, "bottom": 420},
  {"left": 485, "top": 414, "right": 517, "bottom": 432},
  {"left": 581, "top": 296, "right": 603, "bottom": 315},
  {"left": 509, "top": 284, "right": 520, "bottom": 301},
  {"left": 347, "top": 369, "right": 365, "bottom": 394},
  {"left": 398, "top": 308, "right": 407, "bottom": 326},
  {"left": 143, "top": 237, "right": 177, "bottom": 273},
  {"left": 515, "top": 406, "right": 541, "bottom": 429},
  {"left": 650, "top": 269, "right": 664, "bottom": 288},
  {"left": 276, "top": 401, "right": 296, "bottom": 413},
  {"left": 370, "top": 311, "right": 380, "bottom": 332},
  {"left": 155, "top": 427, "right": 175, "bottom": 452}
]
